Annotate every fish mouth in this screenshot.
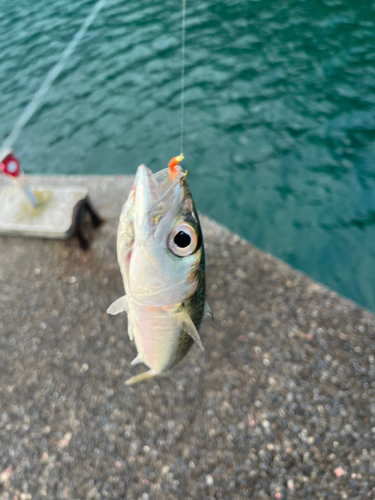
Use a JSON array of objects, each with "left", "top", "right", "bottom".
[
  {"left": 149, "top": 167, "right": 185, "bottom": 219},
  {"left": 134, "top": 164, "right": 185, "bottom": 238},
  {"left": 134, "top": 165, "right": 158, "bottom": 218}
]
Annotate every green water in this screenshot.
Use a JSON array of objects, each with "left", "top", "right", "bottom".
[{"left": 1, "top": 0, "right": 375, "bottom": 309}]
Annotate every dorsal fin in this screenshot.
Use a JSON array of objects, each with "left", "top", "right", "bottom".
[{"left": 180, "top": 306, "right": 204, "bottom": 351}]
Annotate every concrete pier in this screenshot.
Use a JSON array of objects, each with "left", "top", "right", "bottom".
[{"left": 1, "top": 176, "right": 374, "bottom": 499}]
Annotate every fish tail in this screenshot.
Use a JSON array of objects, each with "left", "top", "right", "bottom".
[{"left": 125, "top": 369, "right": 157, "bottom": 385}]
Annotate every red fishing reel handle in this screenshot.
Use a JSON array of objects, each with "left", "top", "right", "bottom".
[{"left": 0, "top": 151, "right": 21, "bottom": 178}]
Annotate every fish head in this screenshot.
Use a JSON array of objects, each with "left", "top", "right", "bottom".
[{"left": 119, "top": 163, "right": 204, "bottom": 306}]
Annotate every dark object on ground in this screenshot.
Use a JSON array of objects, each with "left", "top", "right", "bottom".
[{"left": 72, "top": 198, "right": 104, "bottom": 250}]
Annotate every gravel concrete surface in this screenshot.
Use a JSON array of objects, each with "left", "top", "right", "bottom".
[{"left": 1, "top": 176, "right": 375, "bottom": 500}]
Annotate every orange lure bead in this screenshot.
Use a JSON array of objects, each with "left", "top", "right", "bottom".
[{"left": 168, "top": 154, "right": 184, "bottom": 181}]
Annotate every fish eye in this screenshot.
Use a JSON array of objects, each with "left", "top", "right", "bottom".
[{"left": 168, "top": 223, "right": 198, "bottom": 257}]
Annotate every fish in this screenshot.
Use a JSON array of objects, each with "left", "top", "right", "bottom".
[{"left": 107, "top": 160, "right": 211, "bottom": 385}]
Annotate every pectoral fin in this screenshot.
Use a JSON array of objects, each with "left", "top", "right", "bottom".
[
  {"left": 125, "top": 369, "right": 156, "bottom": 385},
  {"left": 181, "top": 308, "right": 204, "bottom": 351},
  {"left": 107, "top": 295, "right": 129, "bottom": 315},
  {"left": 204, "top": 299, "right": 213, "bottom": 320}
]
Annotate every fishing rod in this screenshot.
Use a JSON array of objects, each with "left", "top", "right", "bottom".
[
  {"left": 0, "top": 0, "right": 107, "bottom": 208},
  {"left": 0, "top": 0, "right": 107, "bottom": 162}
]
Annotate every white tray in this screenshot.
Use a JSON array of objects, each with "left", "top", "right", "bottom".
[{"left": 0, "top": 185, "right": 88, "bottom": 239}]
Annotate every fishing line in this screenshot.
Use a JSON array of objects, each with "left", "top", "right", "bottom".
[
  {"left": 0, "top": 0, "right": 107, "bottom": 158},
  {"left": 180, "top": 0, "right": 186, "bottom": 156}
]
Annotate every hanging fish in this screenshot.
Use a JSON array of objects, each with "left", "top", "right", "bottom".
[{"left": 107, "top": 158, "right": 211, "bottom": 385}]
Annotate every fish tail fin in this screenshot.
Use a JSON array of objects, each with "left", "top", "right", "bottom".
[{"left": 125, "top": 369, "right": 157, "bottom": 386}]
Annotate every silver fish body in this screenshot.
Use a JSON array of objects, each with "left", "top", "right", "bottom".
[{"left": 108, "top": 164, "right": 208, "bottom": 384}]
